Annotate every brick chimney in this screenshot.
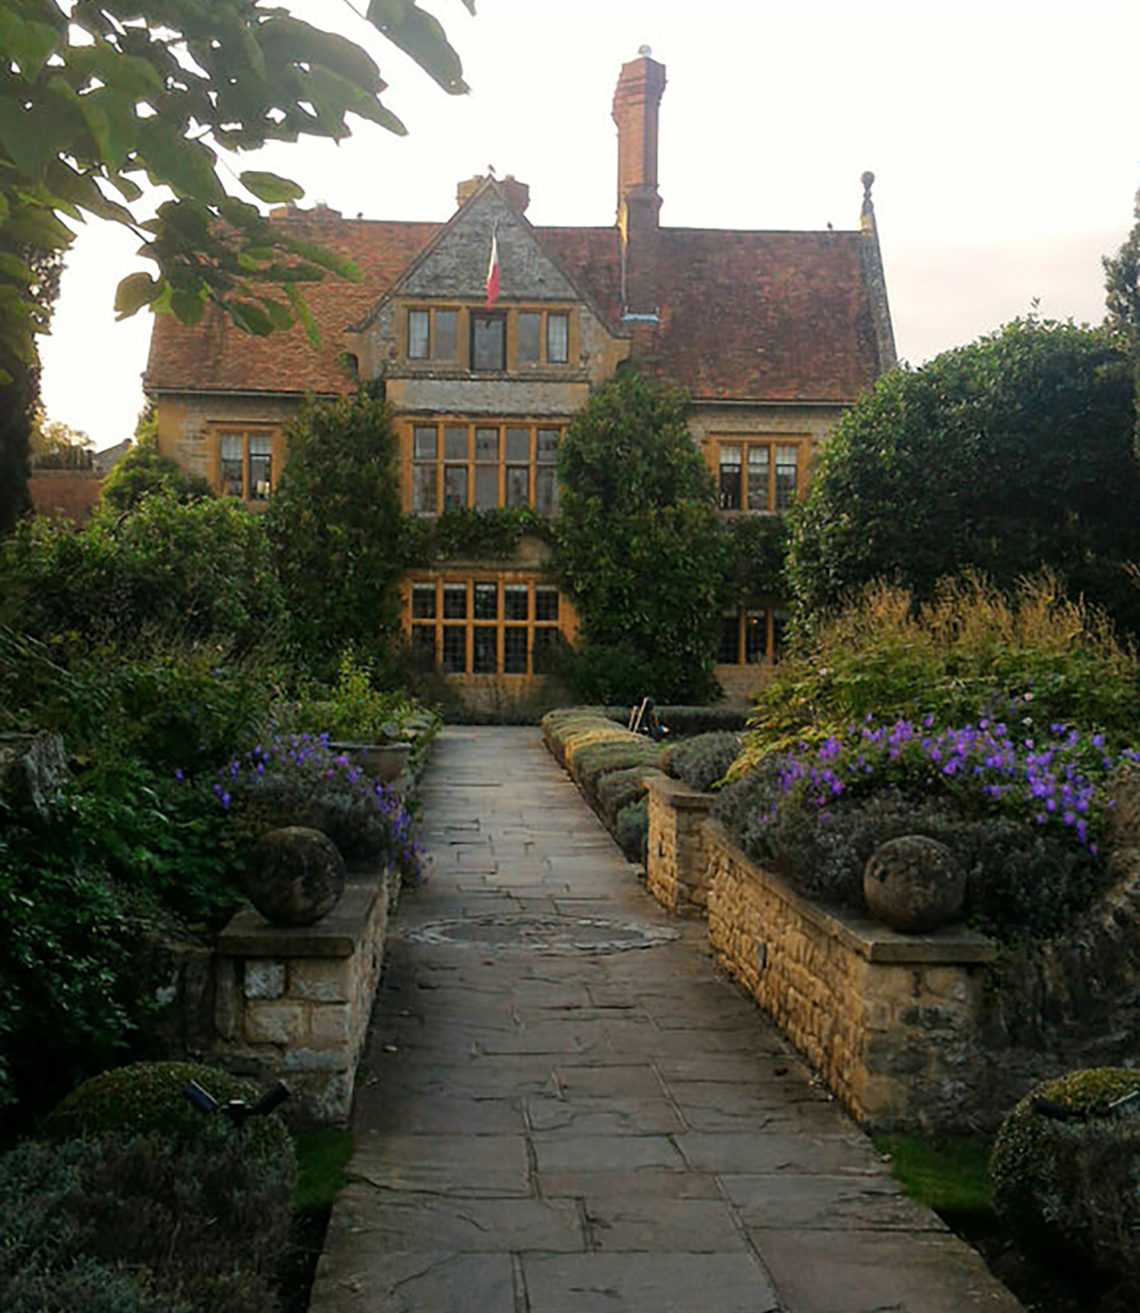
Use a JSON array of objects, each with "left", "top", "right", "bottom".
[
  {"left": 612, "top": 48, "right": 666, "bottom": 318},
  {"left": 456, "top": 173, "right": 530, "bottom": 214}
]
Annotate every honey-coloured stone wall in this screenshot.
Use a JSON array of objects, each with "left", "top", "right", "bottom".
[
  {"left": 645, "top": 776, "right": 715, "bottom": 916},
  {"left": 213, "top": 875, "right": 390, "bottom": 1126},
  {"left": 704, "top": 823, "right": 995, "bottom": 1132}
]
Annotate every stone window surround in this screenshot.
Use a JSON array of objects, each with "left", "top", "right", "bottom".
[
  {"left": 210, "top": 424, "right": 285, "bottom": 503},
  {"left": 717, "top": 602, "right": 790, "bottom": 667}
]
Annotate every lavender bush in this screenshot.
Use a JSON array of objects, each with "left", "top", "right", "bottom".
[{"left": 213, "top": 733, "right": 420, "bottom": 884}]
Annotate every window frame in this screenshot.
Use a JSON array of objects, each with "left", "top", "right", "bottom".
[
  {"left": 212, "top": 425, "right": 281, "bottom": 503},
  {"left": 409, "top": 420, "right": 564, "bottom": 516},
  {"left": 407, "top": 577, "right": 563, "bottom": 677},
  {"left": 713, "top": 437, "right": 809, "bottom": 513}
]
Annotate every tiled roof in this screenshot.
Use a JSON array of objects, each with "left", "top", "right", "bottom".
[
  {"left": 145, "top": 210, "right": 439, "bottom": 396},
  {"left": 146, "top": 209, "right": 885, "bottom": 403}
]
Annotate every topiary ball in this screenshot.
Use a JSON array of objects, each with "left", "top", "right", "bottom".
[
  {"left": 244, "top": 825, "right": 346, "bottom": 926},
  {"left": 42, "top": 1061, "right": 294, "bottom": 1176},
  {"left": 863, "top": 834, "right": 965, "bottom": 933},
  {"left": 990, "top": 1068, "right": 1140, "bottom": 1284}
]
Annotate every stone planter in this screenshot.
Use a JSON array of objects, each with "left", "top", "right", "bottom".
[{"left": 328, "top": 740, "right": 411, "bottom": 786}]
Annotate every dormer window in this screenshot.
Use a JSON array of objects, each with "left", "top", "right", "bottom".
[{"left": 404, "top": 305, "right": 574, "bottom": 372}]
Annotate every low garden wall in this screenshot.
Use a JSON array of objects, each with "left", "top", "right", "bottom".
[
  {"left": 643, "top": 778, "right": 1140, "bottom": 1133},
  {"left": 704, "top": 821, "right": 995, "bottom": 1132},
  {"left": 210, "top": 868, "right": 396, "bottom": 1127}
]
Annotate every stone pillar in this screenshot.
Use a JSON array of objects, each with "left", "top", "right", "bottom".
[
  {"left": 646, "top": 776, "right": 715, "bottom": 917},
  {"left": 212, "top": 876, "right": 390, "bottom": 1126}
]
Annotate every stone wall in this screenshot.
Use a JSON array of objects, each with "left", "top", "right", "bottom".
[
  {"left": 704, "top": 823, "right": 995, "bottom": 1132},
  {"left": 645, "top": 776, "right": 715, "bottom": 916},
  {"left": 212, "top": 874, "right": 391, "bottom": 1127}
]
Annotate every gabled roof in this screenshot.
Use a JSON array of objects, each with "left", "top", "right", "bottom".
[{"left": 146, "top": 205, "right": 887, "bottom": 404}]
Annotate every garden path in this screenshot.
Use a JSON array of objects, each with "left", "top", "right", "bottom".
[{"left": 308, "top": 725, "right": 1022, "bottom": 1313}]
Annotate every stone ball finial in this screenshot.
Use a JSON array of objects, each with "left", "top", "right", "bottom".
[
  {"left": 245, "top": 826, "right": 346, "bottom": 926},
  {"left": 861, "top": 170, "right": 875, "bottom": 196},
  {"left": 863, "top": 835, "right": 965, "bottom": 934},
  {"left": 638, "top": 44, "right": 652, "bottom": 57}
]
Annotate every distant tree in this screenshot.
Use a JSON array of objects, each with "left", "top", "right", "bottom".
[
  {"left": 1104, "top": 188, "right": 1140, "bottom": 461},
  {"left": 0, "top": 244, "right": 63, "bottom": 532},
  {"left": 29, "top": 413, "right": 93, "bottom": 470},
  {"left": 789, "top": 319, "right": 1140, "bottom": 637},
  {"left": 555, "top": 372, "right": 729, "bottom": 703},
  {"left": 264, "top": 390, "right": 405, "bottom": 676},
  {"left": 102, "top": 409, "right": 211, "bottom": 510}
]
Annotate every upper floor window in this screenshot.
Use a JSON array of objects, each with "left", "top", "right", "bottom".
[
  {"left": 404, "top": 305, "right": 574, "bottom": 372},
  {"left": 471, "top": 313, "right": 506, "bottom": 371},
  {"left": 408, "top": 307, "right": 457, "bottom": 361},
  {"left": 217, "top": 428, "right": 277, "bottom": 502},
  {"left": 716, "top": 439, "right": 805, "bottom": 512},
  {"left": 518, "top": 310, "right": 570, "bottom": 366},
  {"left": 411, "top": 420, "right": 562, "bottom": 516}
]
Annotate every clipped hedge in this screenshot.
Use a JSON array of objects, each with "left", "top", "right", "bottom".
[
  {"left": 594, "top": 705, "right": 750, "bottom": 738},
  {"left": 990, "top": 1069, "right": 1140, "bottom": 1289},
  {"left": 662, "top": 731, "right": 743, "bottom": 792},
  {"left": 541, "top": 708, "right": 665, "bottom": 859}
]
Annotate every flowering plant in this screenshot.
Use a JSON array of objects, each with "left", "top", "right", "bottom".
[
  {"left": 715, "top": 704, "right": 1140, "bottom": 942},
  {"left": 212, "top": 732, "right": 420, "bottom": 884}
]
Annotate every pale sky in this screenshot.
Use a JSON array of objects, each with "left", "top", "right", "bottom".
[{"left": 38, "top": 0, "right": 1140, "bottom": 451}]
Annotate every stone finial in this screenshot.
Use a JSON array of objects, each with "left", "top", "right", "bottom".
[
  {"left": 638, "top": 44, "right": 653, "bottom": 57},
  {"left": 861, "top": 170, "right": 876, "bottom": 214}
]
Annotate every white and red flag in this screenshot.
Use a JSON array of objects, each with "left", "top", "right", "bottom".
[{"left": 485, "top": 225, "right": 500, "bottom": 308}]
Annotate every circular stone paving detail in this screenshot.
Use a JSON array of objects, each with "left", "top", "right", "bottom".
[{"left": 396, "top": 915, "right": 681, "bottom": 955}]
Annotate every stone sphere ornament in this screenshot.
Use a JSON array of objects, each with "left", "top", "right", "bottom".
[
  {"left": 245, "top": 826, "right": 346, "bottom": 926},
  {"left": 863, "top": 834, "right": 966, "bottom": 933}
]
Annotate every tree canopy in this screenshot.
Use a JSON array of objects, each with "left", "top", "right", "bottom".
[
  {"left": 264, "top": 389, "right": 405, "bottom": 677},
  {"left": 788, "top": 318, "right": 1140, "bottom": 637},
  {"left": 554, "top": 371, "right": 729, "bottom": 704}
]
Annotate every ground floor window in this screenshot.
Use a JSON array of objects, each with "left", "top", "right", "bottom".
[
  {"left": 717, "top": 605, "right": 790, "bottom": 666},
  {"left": 408, "top": 576, "right": 563, "bottom": 676}
]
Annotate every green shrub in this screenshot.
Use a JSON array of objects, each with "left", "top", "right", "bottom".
[
  {"left": 615, "top": 798, "right": 649, "bottom": 865},
  {"left": 737, "top": 574, "right": 1140, "bottom": 772},
  {"left": 595, "top": 766, "right": 664, "bottom": 828},
  {"left": 663, "top": 731, "right": 743, "bottom": 792},
  {"left": 990, "top": 1069, "right": 1140, "bottom": 1288},
  {"left": 42, "top": 1061, "right": 294, "bottom": 1169},
  {"left": 0, "top": 492, "right": 281, "bottom": 657},
  {"left": 1, "top": 1123, "right": 292, "bottom": 1313},
  {"left": 570, "top": 738, "right": 663, "bottom": 807}
]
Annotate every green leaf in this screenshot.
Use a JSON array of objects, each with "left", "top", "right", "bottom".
[
  {"left": 228, "top": 300, "right": 274, "bottom": 336},
  {"left": 0, "top": 12, "right": 62, "bottom": 80},
  {"left": 0, "top": 251, "right": 33, "bottom": 285},
  {"left": 239, "top": 171, "right": 306, "bottom": 204},
  {"left": 114, "top": 271, "right": 161, "bottom": 318},
  {"left": 286, "top": 283, "right": 320, "bottom": 348},
  {"left": 0, "top": 99, "right": 56, "bottom": 179},
  {"left": 136, "top": 119, "right": 225, "bottom": 205},
  {"left": 365, "top": 1, "right": 469, "bottom": 94}
]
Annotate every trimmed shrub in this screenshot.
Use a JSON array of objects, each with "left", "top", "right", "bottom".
[
  {"left": 42, "top": 1061, "right": 294, "bottom": 1169},
  {"left": 990, "top": 1069, "right": 1140, "bottom": 1288},
  {"left": 615, "top": 797, "right": 649, "bottom": 865},
  {"left": 596, "top": 766, "right": 665, "bottom": 829},
  {"left": 663, "top": 731, "right": 743, "bottom": 792},
  {"left": 570, "top": 738, "right": 662, "bottom": 808}
]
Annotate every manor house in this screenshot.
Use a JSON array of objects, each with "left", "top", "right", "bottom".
[{"left": 144, "top": 49, "right": 895, "bottom": 702}]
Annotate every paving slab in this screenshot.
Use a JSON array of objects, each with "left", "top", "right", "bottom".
[{"left": 309, "top": 726, "right": 1022, "bottom": 1313}]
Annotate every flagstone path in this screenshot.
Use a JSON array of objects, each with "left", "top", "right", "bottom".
[{"left": 308, "top": 725, "right": 1022, "bottom": 1313}]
